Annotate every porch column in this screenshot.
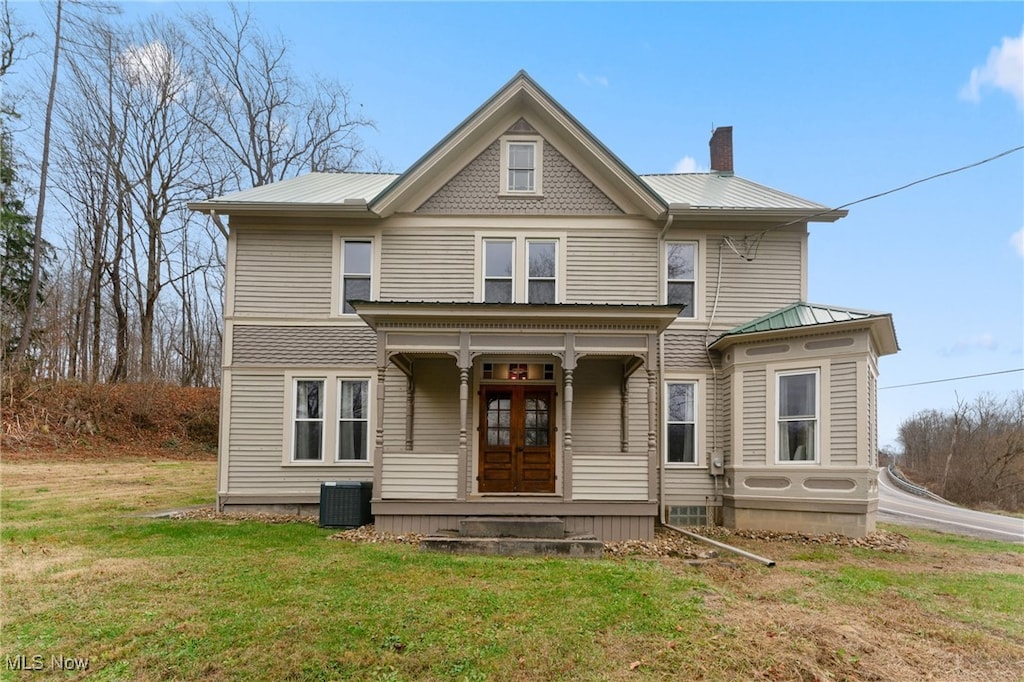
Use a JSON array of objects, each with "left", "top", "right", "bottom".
[
  {"left": 456, "top": 333, "right": 471, "bottom": 501},
  {"left": 405, "top": 372, "right": 414, "bottom": 451},
  {"left": 562, "top": 334, "right": 576, "bottom": 500},
  {"left": 621, "top": 372, "right": 630, "bottom": 453},
  {"left": 373, "top": 332, "right": 387, "bottom": 499},
  {"left": 647, "top": 333, "right": 659, "bottom": 504}
]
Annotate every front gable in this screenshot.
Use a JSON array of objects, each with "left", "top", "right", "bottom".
[
  {"left": 416, "top": 119, "right": 622, "bottom": 215},
  {"left": 370, "top": 71, "right": 665, "bottom": 219}
]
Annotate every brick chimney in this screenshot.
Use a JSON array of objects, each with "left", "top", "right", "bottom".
[{"left": 709, "top": 126, "right": 733, "bottom": 175}]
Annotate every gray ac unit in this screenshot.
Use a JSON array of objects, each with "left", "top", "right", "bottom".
[{"left": 319, "top": 481, "right": 373, "bottom": 528}]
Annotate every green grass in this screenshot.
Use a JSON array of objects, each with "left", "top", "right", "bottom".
[{"left": 3, "top": 460, "right": 1023, "bottom": 681}]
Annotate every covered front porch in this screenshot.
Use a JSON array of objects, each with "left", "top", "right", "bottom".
[{"left": 352, "top": 302, "right": 680, "bottom": 540}]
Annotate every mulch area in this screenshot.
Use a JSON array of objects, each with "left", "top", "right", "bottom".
[{"left": 166, "top": 508, "right": 909, "bottom": 557}]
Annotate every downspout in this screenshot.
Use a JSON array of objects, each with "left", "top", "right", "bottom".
[
  {"left": 658, "top": 203, "right": 687, "bottom": 523},
  {"left": 208, "top": 209, "right": 228, "bottom": 239},
  {"left": 665, "top": 523, "right": 776, "bottom": 567}
]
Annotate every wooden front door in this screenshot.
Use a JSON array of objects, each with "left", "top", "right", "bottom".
[{"left": 479, "top": 385, "right": 555, "bottom": 493}]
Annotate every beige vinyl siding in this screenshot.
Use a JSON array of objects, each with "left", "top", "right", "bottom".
[
  {"left": 741, "top": 369, "right": 767, "bottom": 465},
  {"left": 573, "top": 360, "right": 624, "bottom": 456},
  {"left": 830, "top": 361, "right": 858, "bottom": 465},
  {"left": 233, "top": 325, "right": 376, "bottom": 366},
  {"left": 381, "top": 454, "right": 458, "bottom": 499},
  {"left": 566, "top": 234, "right": 659, "bottom": 304},
  {"left": 380, "top": 232, "right": 475, "bottom": 302},
  {"left": 233, "top": 228, "right": 333, "bottom": 316},
  {"left": 226, "top": 373, "right": 372, "bottom": 494},
  {"left": 383, "top": 358, "right": 460, "bottom": 452},
  {"left": 717, "top": 371, "right": 732, "bottom": 463},
  {"left": 628, "top": 372, "right": 650, "bottom": 453},
  {"left": 662, "top": 469, "right": 715, "bottom": 505},
  {"left": 572, "top": 456, "right": 648, "bottom": 500},
  {"left": 705, "top": 230, "right": 804, "bottom": 326},
  {"left": 868, "top": 362, "right": 878, "bottom": 467},
  {"left": 663, "top": 330, "right": 712, "bottom": 369}
]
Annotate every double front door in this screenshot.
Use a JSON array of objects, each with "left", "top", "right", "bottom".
[{"left": 478, "top": 385, "right": 556, "bottom": 493}]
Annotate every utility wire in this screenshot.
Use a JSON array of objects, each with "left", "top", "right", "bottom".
[
  {"left": 879, "top": 368, "right": 1024, "bottom": 390},
  {"left": 735, "top": 144, "right": 1024, "bottom": 250}
]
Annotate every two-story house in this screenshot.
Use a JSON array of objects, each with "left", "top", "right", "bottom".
[{"left": 189, "top": 72, "right": 898, "bottom": 541}]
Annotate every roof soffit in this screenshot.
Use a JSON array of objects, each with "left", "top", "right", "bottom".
[{"left": 370, "top": 72, "right": 666, "bottom": 219}]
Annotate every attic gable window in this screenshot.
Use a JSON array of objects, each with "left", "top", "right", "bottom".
[{"left": 500, "top": 136, "right": 543, "bottom": 195}]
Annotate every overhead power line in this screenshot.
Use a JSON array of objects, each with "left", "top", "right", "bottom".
[
  {"left": 879, "top": 368, "right": 1024, "bottom": 390},
  {"left": 733, "top": 144, "right": 1024, "bottom": 251}
]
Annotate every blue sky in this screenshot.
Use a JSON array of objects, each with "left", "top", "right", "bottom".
[{"left": 10, "top": 1, "right": 1024, "bottom": 448}]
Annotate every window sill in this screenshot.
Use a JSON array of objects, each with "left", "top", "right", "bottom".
[
  {"left": 284, "top": 460, "right": 373, "bottom": 466},
  {"left": 498, "top": 192, "right": 545, "bottom": 200}
]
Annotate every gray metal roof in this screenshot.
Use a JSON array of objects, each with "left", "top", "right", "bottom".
[
  {"left": 640, "top": 174, "right": 828, "bottom": 211},
  {"left": 196, "top": 172, "right": 400, "bottom": 206}
]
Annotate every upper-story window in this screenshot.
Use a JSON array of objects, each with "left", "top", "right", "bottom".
[
  {"left": 341, "top": 239, "right": 372, "bottom": 314},
  {"left": 500, "top": 136, "right": 544, "bottom": 195},
  {"left": 481, "top": 236, "right": 561, "bottom": 303},
  {"left": 666, "top": 241, "right": 697, "bottom": 318},
  {"left": 777, "top": 370, "right": 818, "bottom": 463},
  {"left": 527, "top": 240, "right": 557, "bottom": 303}
]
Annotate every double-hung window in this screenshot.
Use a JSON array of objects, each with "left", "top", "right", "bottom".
[
  {"left": 341, "top": 240, "right": 372, "bottom": 314},
  {"left": 778, "top": 371, "right": 818, "bottom": 462},
  {"left": 337, "top": 379, "right": 369, "bottom": 461},
  {"left": 484, "top": 239, "right": 515, "bottom": 303},
  {"left": 666, "top": 382, "right": 697, "bottom": 464},
  {"left": 526, "top": 240, "right": 557, "bottom": 303},
  {"left": 290, "top": 375, "right": 372, "bottom": 463},
  {"left": 482, "top": 237, "right": 560, "bottom": 303},
  {"left": 507, "top": 142, "right": 535, "bottom": 192},
  {"left": 666, "top": 242, "right": 696, "bottom": 318},
  {"left": 293, "top": 379, "right": 325, "bottom": 461}
]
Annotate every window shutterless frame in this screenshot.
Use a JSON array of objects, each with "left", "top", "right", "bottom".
[
  {"left": 776, "top": 370, "right": 819, "bottom": 463},
  {"left": 336, "top": 378, "right": 370, "bottom": 461},
  {"left": 526, "top": 239, "right": 557, "bottom": 304},
  {"left": 499, "top": 136, "right": 543, "bottom": 196},
  {"left": 483, "top": 238, "right": 515, "bottom": 303},
  {"left": 340, "top": 239, "right": 373, "bottom": 315},
  {"left": 292, "top": 378, "right": 325, "bottom": 461},
  {"left": 664, "top": 381, "right": 698, "bottom": 465},
  {"left": 665, "top": 241, "right": 697, "bottom": 318}
]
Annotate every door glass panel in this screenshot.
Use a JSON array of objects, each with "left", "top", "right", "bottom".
[
  {"left": 486, "top": 394, "right": 512, "bottom": 446},
  {"left": 523, "top": 395, "right": 549, "bottom": 447}
]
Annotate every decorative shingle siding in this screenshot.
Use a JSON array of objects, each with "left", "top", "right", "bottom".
[
  {"left": 416, "top": 139, "right": 622, "bottom": 215},
  {"left": 234, "top": 229, "right": 333, "bottom": 316},
  {"left": 232, "top": 326, "right": 376, "bottom": 366},
  {"left": 663, "top": 331, "right": 712, "bottom": 369}
]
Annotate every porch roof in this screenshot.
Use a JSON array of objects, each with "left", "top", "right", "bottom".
[{"left": 351, "top": 301, "right": 685, "bottom": 331}]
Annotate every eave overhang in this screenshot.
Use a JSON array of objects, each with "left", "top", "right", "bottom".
[
  {"left": 352, "top": 301, "right": 684, "bottom": 332},
  {"left": 666, "top": 206, "right": 849, "bottom": 223},
  {"left": 185, "top": 200, "right": 378, "bottom": 219},
  {"left": 710, "top": 312, "right": 899, "bottom": 357}
]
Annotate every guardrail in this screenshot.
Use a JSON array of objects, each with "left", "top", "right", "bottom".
[{"left": 885, "top": 464, "right": 951, "bottom": 505}]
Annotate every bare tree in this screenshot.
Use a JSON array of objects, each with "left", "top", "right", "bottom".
[{"left": 186, "top": 2, "right": 374, "bottom": 194}]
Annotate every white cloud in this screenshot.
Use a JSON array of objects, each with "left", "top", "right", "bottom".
[
  {"left": 672, "top": 155, "right": 705, "bottom": 173},
  {"left": 942, "top": 333, "right": 999, "bottom": 356},
  {"left": 959, "top": 27, "right": 1024, "bottom": 108},
  {"left": 577, "top": 72, "right": 609, "bottom": 88},
  {"left": 1012, "top": 228, "right": 1024, "bottom": 257}
]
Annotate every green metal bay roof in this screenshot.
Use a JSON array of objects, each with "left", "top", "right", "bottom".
[{"left": 713, "top": 302, "right": 899, "bottom": 355}]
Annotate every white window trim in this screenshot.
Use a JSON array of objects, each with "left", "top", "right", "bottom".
[
  {"left": 774, "top": 368, "right": 820, "bottom": 465},
  {"left": 664, "top": 240, "right": 699, "bottom": 320},
  {"left": 482, "top": 238, "right": 516, "bottom": 304},
  {"left": 526, "top": 239, "right": 558, "bottom": 304},
  {"left": 499, "top": 135, "right": 544, "bottom": 196},
  {"left": 663, "top": 377, "right": 703, "bottom": 468},
  {"left": 332, "top": 233, "right": 380, "bottom": 319},
  {"left": 476, "top": 233, "right": 565, "bottom": 303},
  {"left": 284, "top": 372, "right": 375, "bottom": 466}
]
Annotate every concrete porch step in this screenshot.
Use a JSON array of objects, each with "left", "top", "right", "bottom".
[
  {"left": 421, "top": 531, "right": 604, "bottom": 559},
  {"left": 459, "top": 516, "right": 564, "bottom": 539}
]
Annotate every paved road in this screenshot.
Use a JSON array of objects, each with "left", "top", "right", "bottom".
[{"left": 877, "top": 468, "right": 1023, "bottom": 543}]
